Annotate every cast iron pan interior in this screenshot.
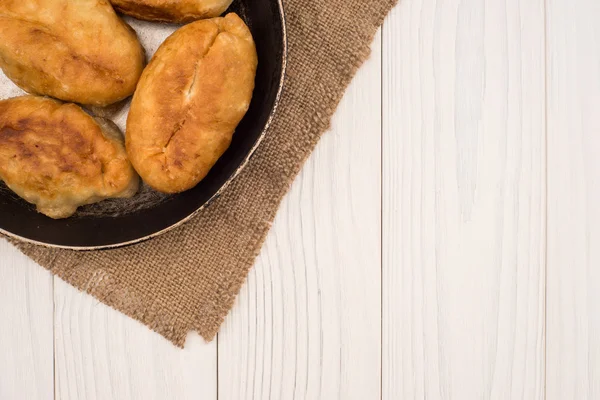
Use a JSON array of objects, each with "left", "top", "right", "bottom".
[{"left": 0, "top": 0, "right": 286, "bottom": 249}]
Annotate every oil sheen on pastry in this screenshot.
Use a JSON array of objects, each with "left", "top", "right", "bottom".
[
  {"left": 0, "top": 96, "right": 139, "bottom": 219},
  {"left": 110, "top": 0, "right": 232, "bottom": 23},
  {"left": 0, "top": 0, "right": 144, "bottom": 106},
  {"left": 126, "top": 13, "right": 257, "bottom": 193}
]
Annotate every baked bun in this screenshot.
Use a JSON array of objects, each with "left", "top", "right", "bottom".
[
  {"left": 0, "top": 96, "right": 139, "bottom": 219},
  {"left": 110, "top": 0, "right": 233, "bottom": 23},
  {"left": 0, "top": 0, "right": 144, "bottom": 106},
  {"left": 126, "top": 13, "right": 257, "bottom": 194}
]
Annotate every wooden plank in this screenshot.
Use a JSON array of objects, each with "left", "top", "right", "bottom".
[
  {"left": 53, "top": 279, "right": 217, "bottom": 400},
  {"left": 0, "top": 243, "right": 54, "bottom": 400},
  {"left": 217, "top": 32, "right": 382, "bottom": 400},
  {"left": 47, "top": 18, "right": 217, "bottom": 400},
  {"left": 381, "top": 1, "right": 546, "bottom": 398},
  {"left": 546, "top": 1, "right": 600, "bottom": 398}
]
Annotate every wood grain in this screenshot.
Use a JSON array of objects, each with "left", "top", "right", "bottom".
[
  {"left": 53, "top": 279, "right": 217, "bottom": 400},
  {"left": 11, "top": 0, "right": 600, "bottom": 397},
  {"left": 217, "top": 32, "right": 382, "bottom": 400},
  {"left": 0, "top": 243, "right": 54, "bottom": 400},
  {"left": 546, "top": 0, "right": 600, "bottom": 398},
  {"left": 381, "top": 1, "right": 546, "bottom": 398}
]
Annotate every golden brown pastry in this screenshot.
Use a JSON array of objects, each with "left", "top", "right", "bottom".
[
  {"left": 110, "top": 0, "right": 232, "bottom": 23},
  {"left": 0, "top": 96, "right": 139, "bottom": 219},
  {"left": 0, "top": 0, "right": 144, "bottom": 106},
  {"left": 126, "top": 13, "right": 257, "bottom": 194}
]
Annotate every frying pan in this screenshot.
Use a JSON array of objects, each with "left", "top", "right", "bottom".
[{"left": 0, "top": 0, "right": 287, "bottom": 249}]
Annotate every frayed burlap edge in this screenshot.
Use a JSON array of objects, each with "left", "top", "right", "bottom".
[{"left": 6, "top": 0, "right": 399, "bottom": 347}]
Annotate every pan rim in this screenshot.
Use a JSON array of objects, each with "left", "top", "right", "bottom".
[{"left": 1, "top": 0, "right": 288, "bottom": 251}]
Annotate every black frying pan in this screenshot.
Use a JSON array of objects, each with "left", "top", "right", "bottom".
[{"left": 0, "top": 0, "right": 286, "bottom": 249}]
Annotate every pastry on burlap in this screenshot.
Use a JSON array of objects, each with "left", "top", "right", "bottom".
[{"left": 6, "top": 0, "right": 398, "bottom": 347}]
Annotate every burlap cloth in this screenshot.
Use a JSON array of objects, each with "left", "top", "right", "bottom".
[{"left": 7, "top": 0, "right": 398, "bottom": 347}]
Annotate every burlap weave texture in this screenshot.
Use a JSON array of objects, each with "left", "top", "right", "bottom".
[{"left": 7, "top": 0, "right": 398, "bottom": 347}]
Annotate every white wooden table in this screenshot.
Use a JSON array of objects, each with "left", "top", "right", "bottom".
[{"left": 1, "top": 0, "right": 598, "bottom": 398}]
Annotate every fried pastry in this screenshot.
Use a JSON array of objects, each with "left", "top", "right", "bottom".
[
  {"left": 126, "top": 13, "right": 257, "bottom": 193},
  {"left": 110, "top": 0, "right": 232, "bottom": 23},
  {"left": 0, "top": 0, "right": 144, "bottom": 106},
  {"left": 0, "top": 96, "right": 139, "bottom": 219}
]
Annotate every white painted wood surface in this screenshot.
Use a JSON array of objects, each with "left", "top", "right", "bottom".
[
  {"left": 0, "top": 242, "right": 53, "bottom": 400},
  {"left": 2, "top": 1, "right": 600, "bottom": 399},
  {"left": 381, "top": 1, "right": 546, "bottom": 399},
  {"left": 218, "top": 33, "right": 381, "bottom": 400},
  {"left": 546, "top": 0, "right": 600, "bottom": 398}
]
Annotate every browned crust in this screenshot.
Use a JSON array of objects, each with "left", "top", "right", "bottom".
[
  {"left": 126, "top": 13, "right": 257, "bottom": 193},
  {"left": 110, "top": 0, "right": 233, "bottom": 23},
  {"left": 0, "top": 96, "right": 139, "bottom": 218},
  {"left": 0, "top": 0, "right": 144, "bottom": 106}
]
